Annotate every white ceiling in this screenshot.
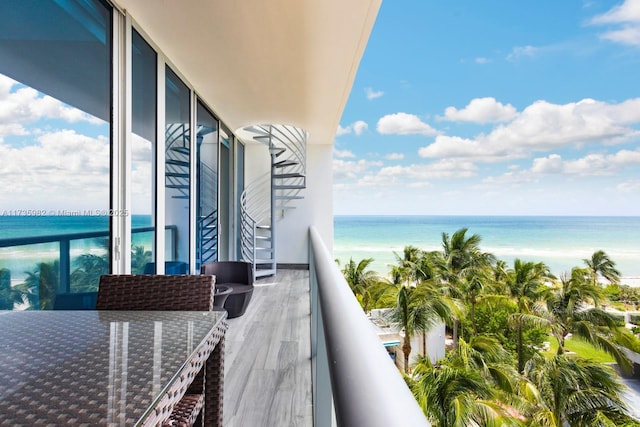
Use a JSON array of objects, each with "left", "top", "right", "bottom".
[{"left": 114, "top": 0, "right": 381, "bottom": 144}]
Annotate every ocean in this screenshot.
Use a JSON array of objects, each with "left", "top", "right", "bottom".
[
  {"left": 0, "top": 215, "right": 153, "bottom": 284},
  {"left": 2, "top": 215, "right": 640, "bottom": 284},
  {"left": 333, "top": 215, "right": 640, "bottom": 282}
]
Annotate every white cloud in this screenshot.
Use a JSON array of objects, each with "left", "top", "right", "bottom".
[
  {"left": 376, "top": 112, "right": 438, "bottom": 136},
  {"left": 0, "top": 130, "right": 110, "bottom": 208},
  {"left": 441, "top": 97, "right": 518, "bottom": 124},
  {"left": 506, "top": 45, "right": 539, "bottom": 61},
  {"left": 0, "top": 74, "right": 103, "bottom": 134},
  {"left": 531, "top": 148, "right": 640, "bottom": 176},
  {"left": 336, "top": 120, "right": 368, "bottom": 137},
  {"left": 419, "top": 97, "right": 640, "bottom": 161},
  {"left": 336, "top": 125, "right": 350, "bottom": 136},
  {"left": 333, "top": 158, "right": 382, "bottom": 181},
  {"left": 617, "top": 179, "right": 640, "bottom": 192},
  {"left": 475, "top": 57, "right": 491, "bottom": 64},
  {"left": 352, "top": 120, "right": 368, "bottom": 135},
  {"left": 365, "top": 87, "right": 384, "bottom": 100},
  {"left": 385, "top": 152, "right": 404, "bottom": 160},
  {"left": 590, "top": 0, "right": 640, "bottom": 46},
  {"left": 334, "top": 149, "right": 356, "bottom": 158},
  {"left": 378, "top": 160, "right": 478, "bottom": 180}
]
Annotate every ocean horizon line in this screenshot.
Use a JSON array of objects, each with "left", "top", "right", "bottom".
[{"left": 334, "top": 214, "right": 640, "bottom": 218}]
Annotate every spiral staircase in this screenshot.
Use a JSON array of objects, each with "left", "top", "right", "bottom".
[
  {"left": 165, "top": 123, "right": 218, "bottom": 268},
  {"left": 239, "top": 124, "right": 308, "bottom": 278}
]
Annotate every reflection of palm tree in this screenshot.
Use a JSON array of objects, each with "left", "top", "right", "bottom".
[
  {"left": 0, "top": 268, "right": 25, "bottom": 309},
  {"left": 71, "top": 254, "right": 108, "bottom": 292},
  {"left": 132, "top": 245, "right": 152, "bottom": 274},
  {"left": 70, "top": 238, "right": 109, "bottom": 292},
  {"left": 20, "top": 261, "right": 59, "bottom": 310},
  {"left": 523, "top": 354, "right": 636, "bottom": 426}
]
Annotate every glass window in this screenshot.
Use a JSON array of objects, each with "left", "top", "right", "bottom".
[
  {"left": 131, "top": 29, "right": 156, "bottom": 274},
  {"left": 236, "top": 141, "right": 245, "bottom": 260},
  {"left": 196, "top": 101, "right": 219, "bottom": 270},
  {"left": 164, "top": 66, "right": 190, "bottom": 274},
  {"left": 0, "top": 0, "right": 112, "bottom": 309},
  {"left": 219, "top": 127, "right": 232, "bottom": 261}
]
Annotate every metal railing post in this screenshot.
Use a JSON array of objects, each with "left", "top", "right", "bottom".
[{"left": 59, "top": 239, "right": 71, "bottom": 293}]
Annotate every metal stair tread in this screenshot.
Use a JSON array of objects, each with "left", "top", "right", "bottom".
[
  {"left": 274, "top": 184, "right": 306, "bottom": 190},
  {"left": 166, "top": 159, "right": 190, "bottom": 166},
  {"left": 273, "top": 160, "right": 298, "bottom": 168},
  {"left": 169, "top": 146, "right": 190, "bottom": 154},
  {"left": 274, "top": 172, "right": 305, "bottom": 179}
]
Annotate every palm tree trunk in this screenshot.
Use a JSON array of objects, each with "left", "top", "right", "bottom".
[
  {"left": 470, "top": 298, "right": 477, "bottom": 335},
  {"left": 557, "top": 336, "right": 565, "bottom": 355},
  {"left": 422, "top": 331, "right": 427, "bottom": 359},
  {"left": 402, "top": 334, "right": 412, "bottom": 374},
  {"left": 453, "top": 319, "right": 459, "bottom": 349},
  {"left": 517, "top": 321, "right": 524, "bottom": 372}
]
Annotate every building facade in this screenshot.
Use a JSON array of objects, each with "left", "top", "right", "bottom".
[{"left": 0, "top": 0, "right": 380, "bottom": 309}]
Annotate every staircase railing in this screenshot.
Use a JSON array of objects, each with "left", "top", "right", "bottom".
[
  {"left": 239, "top": 124, "right": 308, "bottom": 278},
  {"left": 198, "top": 163, "right": 218, "bottom": 266},
  {"left": 165, "top": 123, "right": 190, "bottom": 200}
]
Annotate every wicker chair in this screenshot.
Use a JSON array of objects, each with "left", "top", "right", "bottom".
[
  {"left": 96, "top": 274, "right": 214, "bottom": 311},
  {"left": 96, "top": 274, "right": 216, "bottom": 426},
  {"left": 200, "top": 262, "right": 254, "bottom": 319}
]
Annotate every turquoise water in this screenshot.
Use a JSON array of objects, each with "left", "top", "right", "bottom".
[
  {"left": 333, "top": 216, "right": 640, "bottom": 280},
  {"left": 2, "top": 215, "right": 640, "bottom": 282},
  {"left": 0, "top": 215, "right": 153, "bottom": 283}
]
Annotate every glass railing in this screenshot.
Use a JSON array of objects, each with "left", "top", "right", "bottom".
[
  {"left": 308, "top": 226, "right": 430, "bottom": 427},
  {"left": 0, "top": 226, "right": 176, "bottom": 310}
]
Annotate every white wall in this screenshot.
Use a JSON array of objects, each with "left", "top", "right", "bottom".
[
  {"left": 241, "top": 142, "right": 333, "bottom": 265},
  {"left": 276, "top": 144, "right": 334, "bottom": 264}
]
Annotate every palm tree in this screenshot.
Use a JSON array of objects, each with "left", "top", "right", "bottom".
[
  {"left": 409, "top": 354, "right": 521, "bottom": 426},
  {"left": 583, "top": 249, "right": 620, "bottom": 287},
  {"left": 438, "top": 228, "right": 496, "bottom": 345},
  {"left": 523, "top": 354, "right": 636, "bottom": 426},
  {"left": 385, "top": 280, "right": 454, "bottom": 373},
  {"left": 506, "top": 259, "right": 554, "bottom": 372},
  {"left": 446, "top": 335, "right": 521, "bottom": 401},
  {"left": 544, "top": 267, "right": 633, "bottom": 373},
  {"left": 339, "top": 257, "right": 381, "bottom": 313}
]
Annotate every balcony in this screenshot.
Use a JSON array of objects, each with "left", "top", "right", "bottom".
[
  {"left": 223, "top": 227, "right": 429, "bottom": 426},
  {"left": 0, "top": 226, "right": 428, "bottom": 426}
]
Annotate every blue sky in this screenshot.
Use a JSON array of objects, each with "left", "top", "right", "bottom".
[{"left": 334, "top": 0, "right": 640, "bottom": 216}]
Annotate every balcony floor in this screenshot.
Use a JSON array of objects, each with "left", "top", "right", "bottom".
[{"left": 223, "top": 269, "right": 313, "bottom": 427}]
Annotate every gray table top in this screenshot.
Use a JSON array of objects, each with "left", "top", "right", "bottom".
[{"left": 0, "top": 310, "right": 226, "bottom": 426}]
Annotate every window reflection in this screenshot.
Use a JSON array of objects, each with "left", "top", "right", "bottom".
[
  {"left": 164, "top": 67, "right": 190, "bottom": 274},
  {"left": 0, "top": 0, "right": 112, "bottom": 309},
  {"left": 131, "top": 30, "right": 157, "bottom": 274}
]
